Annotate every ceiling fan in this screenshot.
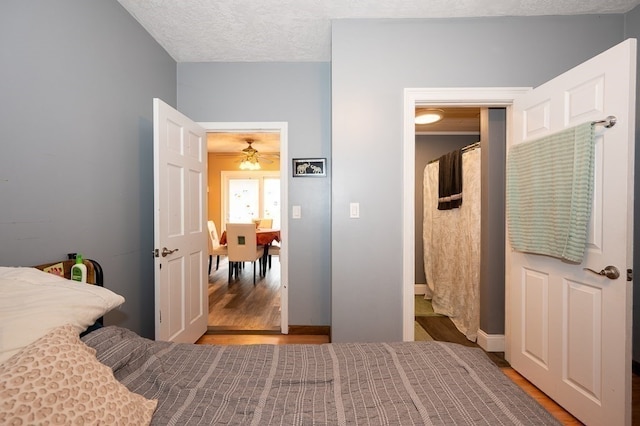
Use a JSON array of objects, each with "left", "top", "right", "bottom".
[{"left": 237, "top": 139, "right": 278, "bottom": 170}]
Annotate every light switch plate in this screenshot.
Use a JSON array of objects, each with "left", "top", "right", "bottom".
[
  {"left": 292, "top": 205, "right": 301, "bottom": 219},
  {"left": 350, "top": 202, "right": 360, "bottom": 218}
]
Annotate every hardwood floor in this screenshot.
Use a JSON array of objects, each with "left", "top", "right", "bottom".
[
  {"left": 207, "top": 257, "right": 281, "bottom": 331},
  {"left": 415, "top": 306, "right": 640, "bottom": 425},
  {"left": 413, "top": 313, "right": 579, "bottom": 424},
  {"left": 196, "top": 333, "right": 329, "bottom": 345}
]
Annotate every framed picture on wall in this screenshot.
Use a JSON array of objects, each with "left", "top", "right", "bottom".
[{"left": 292, "top": 158, "right": 326, "bottom": 177}]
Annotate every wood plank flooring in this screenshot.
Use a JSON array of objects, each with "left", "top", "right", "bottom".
[
  {"left": 196, "top": 333, "right": 330, "bottom": 345},
  {"left": 415, "top": 306, "right": 640, "bottom": 425},
  {"left": 207, "top": 257, "right": 281, "bottom": 331},
  {"left": 415, "top": 314, "right": 581, "bottom": 425}
]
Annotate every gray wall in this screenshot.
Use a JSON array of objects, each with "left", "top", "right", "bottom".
[
  {"left": 177, "top": 63, "right": 332, "bottom": 326},
  {"left": 331, "top": 15, "right": 626, "bottom": 342},
  {"left": 414, "top": 135, "right": 478, "bottom": 284},
  {"left": 0, "top": 0, "right": 176, "bottom": 338},
  {"left": 2, "top": 1, "right": 638, "bottom": 350},
  {"left": 479, "top": 109, "right": 507, "bottom": 334},
  {"left": 625, "top": 6, "right": 640, "bottom": 365}
]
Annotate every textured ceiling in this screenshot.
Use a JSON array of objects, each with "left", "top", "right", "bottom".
[
  {"left": 117, "top": 0, "right": 639, "bottom": 62},
  {"left": 121, "top": 0, "right": 639, "bottom": 154}
]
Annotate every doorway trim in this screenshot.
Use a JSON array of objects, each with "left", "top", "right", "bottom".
[
  {"left": 402, "top": 88, "right": 529, "bottom": 343},
  {"left": 199, "top": 121, "right": 289, "bottom": 334}
]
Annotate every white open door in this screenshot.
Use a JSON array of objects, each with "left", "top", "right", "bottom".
[
  {"left": 508, "top": 39, "right": 636, "bottom": 425},
  {"left": 153, "top": 98, "right": 208, "bottom": 343}
]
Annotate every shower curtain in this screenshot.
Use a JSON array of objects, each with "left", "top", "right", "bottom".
[{"left": 423, "top": 146, "right": 481, "bottom": 341}]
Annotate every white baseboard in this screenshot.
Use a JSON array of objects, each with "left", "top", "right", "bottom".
[
  {"left": 477, "top": 329, "right": 505, "bottom": 352},
  {"left": 414, "top": 284, "right": 427, "bottom": 295}
]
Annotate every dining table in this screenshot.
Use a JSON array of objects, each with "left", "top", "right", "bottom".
[{"left": 219, "top": 228, "right": 281, "bottom": 275}]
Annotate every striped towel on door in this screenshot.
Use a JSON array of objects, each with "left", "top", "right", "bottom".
[{"left": 506, "top": 122, "right": 595, "bottom": 263}]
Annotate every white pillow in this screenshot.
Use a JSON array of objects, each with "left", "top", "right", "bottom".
[{"left": 0, "top": 266, "right": 125, "bottom": 364}]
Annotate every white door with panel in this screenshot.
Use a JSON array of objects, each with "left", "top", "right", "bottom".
[
  {"left": 153, "top": 98, "right": 208, "bottom": 343},
  {"left": 508, "top": 39, "right": 636, "bottom": 425}
]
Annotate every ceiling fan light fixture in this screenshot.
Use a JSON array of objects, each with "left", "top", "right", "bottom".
[
  {"left": 238, "top": 139, "right": 262, "bottom": 170},
  {"left": 415, "top": 109, "right": 444, "bottom": 125},
  {"left": 239, "top": 157, "right": 261, "bottom": 170}
]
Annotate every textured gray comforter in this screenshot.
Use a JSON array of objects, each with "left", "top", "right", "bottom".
[{"left": 82, "top": 326, "right": 560, "bottom": 425}]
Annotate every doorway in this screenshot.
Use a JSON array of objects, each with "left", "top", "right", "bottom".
[
  {"left": 199, "top": 121, "right": 289, "bottom": 334},
  {"left": 401, "top": 88, "right": 529, "bottom": 345},
  {"left": 414, "top": 110, "right": 481, "bottom": 342}
]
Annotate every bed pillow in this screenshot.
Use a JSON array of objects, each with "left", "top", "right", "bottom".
[
  {"left": 0, "top": 266, "right": 125, "bottom": 364},
  {"left": 0, "top": 324, "right": 157, "bottom": 425}
]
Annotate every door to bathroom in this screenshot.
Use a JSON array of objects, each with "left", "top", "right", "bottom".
[
  {"left": 508, "top": 38, "right": 636, "bottom": 425},
  {"left": 403, "top": 38, "right": 636, "bottom": 425}
]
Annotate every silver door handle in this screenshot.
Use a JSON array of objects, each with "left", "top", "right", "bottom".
[
  {"left": 161, "top": 247, "right": 179, "bottom": 257},
  {"left": 583, "top": 265, "right": 620, "bottom": 279}
]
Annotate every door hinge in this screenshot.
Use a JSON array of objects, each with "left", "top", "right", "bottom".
[{"left": 628, "top": 269, "right": 633, "bottom": 282}]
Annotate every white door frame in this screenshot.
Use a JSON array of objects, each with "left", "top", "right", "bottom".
[
  {"left": 401, "top": 88, "right": 529, "bottom": 343},
  {"left": 199, "top": 121, "right": 289, "bottom": 334}
]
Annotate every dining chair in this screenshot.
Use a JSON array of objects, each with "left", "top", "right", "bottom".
[
  {"left": 258, "top": 218, "right": 273, "bottom": 228},
  {"left": 226, "top": 223, "right": 264, "bottom": 284},
  {"left": 267, "top": 243, "right": 280, "bottom": 269},
  {"left": 207, "top": 220, "right": 228, "bottom": 275}
]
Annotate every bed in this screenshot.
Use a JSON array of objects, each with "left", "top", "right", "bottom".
[{"left": 0, "top": 263, "right": 561, "bottom": 425}]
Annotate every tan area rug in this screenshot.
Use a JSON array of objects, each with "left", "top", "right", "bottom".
[
  {"left": 414, "top": 295, "right": 443, "bottom": 317},
  {"left": 414, "top": 321, "right": 433, "bottom": 341},
  {"left": 414, "top": 296, "right": 442, "bottom": 341}
]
